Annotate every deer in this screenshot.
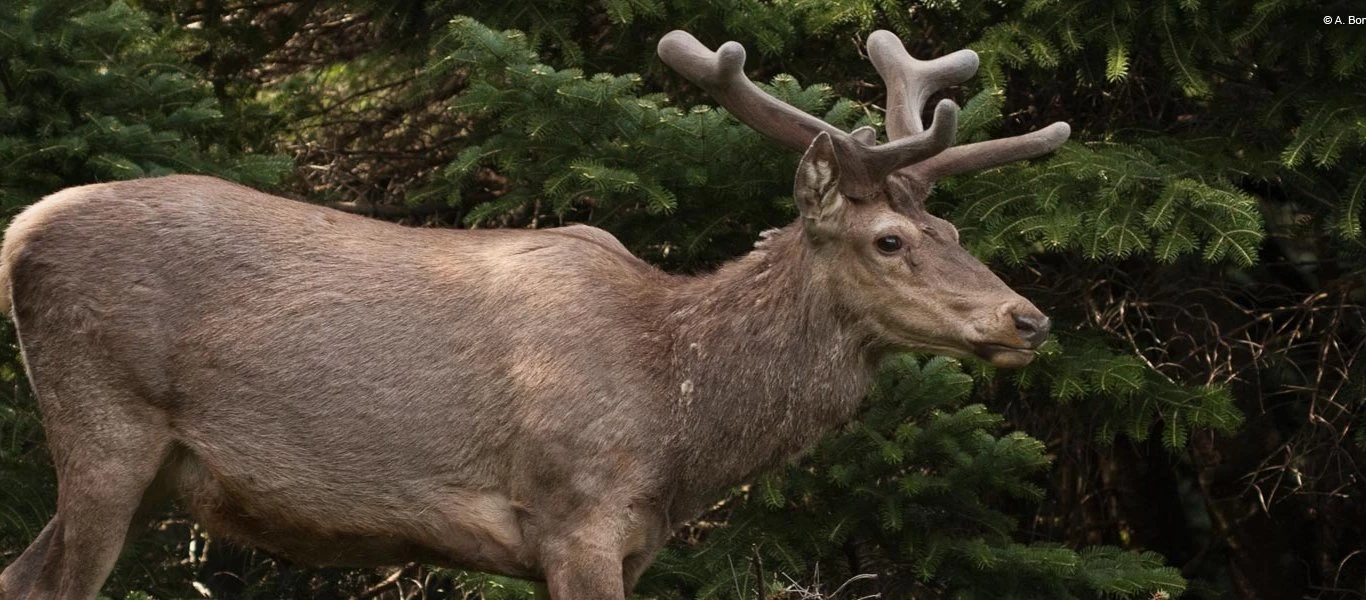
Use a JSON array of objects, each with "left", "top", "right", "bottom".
[{"left": 0, "top": 29, "right": 1068, "bottom": 600}]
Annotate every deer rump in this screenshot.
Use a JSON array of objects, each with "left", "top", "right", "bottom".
[{"left": 2, "top": 175, "right": 675, "bottom": 577}]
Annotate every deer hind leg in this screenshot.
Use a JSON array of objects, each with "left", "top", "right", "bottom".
[
  {"left": 2, "top": 353, "right": 172, "bottom": 600},
  {"left": 0, "top": 516, "right": 61, "bottom": 599}
]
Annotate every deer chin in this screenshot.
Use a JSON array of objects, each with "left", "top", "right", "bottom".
[{"left": 972, "top": 343, "right": 1036, "bottom": 368}]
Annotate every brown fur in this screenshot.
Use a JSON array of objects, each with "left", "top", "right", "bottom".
[{"left": 0, "top": 133, "right": 1046, "bottom": 599}]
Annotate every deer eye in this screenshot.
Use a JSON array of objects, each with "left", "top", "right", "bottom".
[{"left": 874, "top": 235, "right": 904, "bottom": 254}]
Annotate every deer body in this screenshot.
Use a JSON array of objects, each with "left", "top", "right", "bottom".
[
  {"left": 0, "top": 176, "right": 665, "bottom": 574},
  {"left": 0, "top": 176, "right": 873, "bottom": 597},
  {"left": 0, "top": 29, "right": 1068, "bottom": 599}
]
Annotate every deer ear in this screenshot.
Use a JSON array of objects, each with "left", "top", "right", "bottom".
[{"left": 794, "top": 132, "right": 846, "bottom": 227}]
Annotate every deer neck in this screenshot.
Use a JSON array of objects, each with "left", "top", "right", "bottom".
[{"left": 660, "top": 224, "right": 875, "bottom": 516}]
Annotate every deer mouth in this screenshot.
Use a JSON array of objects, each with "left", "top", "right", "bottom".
[{"left": 972, "top": 343, "right": 1036, "bottom": 368}]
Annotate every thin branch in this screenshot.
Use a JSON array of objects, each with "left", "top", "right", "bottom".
[{"left": 349, "top": 563, "right": 418, "bottom": 600}]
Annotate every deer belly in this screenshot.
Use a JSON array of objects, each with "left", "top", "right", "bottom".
[{"left": 167, "top": 449, "right": 538, "bottom": 576}]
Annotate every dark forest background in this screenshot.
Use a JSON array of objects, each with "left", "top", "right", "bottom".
[{"left": 1, "top": 0, "right": 1364, "bottom": 598}]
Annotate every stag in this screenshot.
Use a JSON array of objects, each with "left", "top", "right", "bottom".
[{"left": 0, "top": 29, "right": 1067, "bottom": 599}]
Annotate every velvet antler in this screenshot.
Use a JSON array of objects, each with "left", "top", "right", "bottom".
[
  {"left": 658, "top": 29, "right": 1070, "bottom": 192},
  {"left": 657, "top": 30, "right": 957, "bottom": 197},
  {"left": 866, "top": 29, "right": 1070, "bottom": 182}
]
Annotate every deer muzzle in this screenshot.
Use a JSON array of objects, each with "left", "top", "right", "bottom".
[{"left": 971, "top": 301, "right": 1050, "bottom": 368}]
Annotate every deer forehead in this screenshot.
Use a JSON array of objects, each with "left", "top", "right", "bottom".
[{"left": 864, "top": 214, "right": 924, "bottom": 239}]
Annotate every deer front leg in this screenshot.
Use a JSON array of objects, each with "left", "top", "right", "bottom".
[
  {"left": 540, "top": 536, "right": 626, "bottom": 600},
  {"left": 623, "top": 548, "right": 661, "bottom": 593}
]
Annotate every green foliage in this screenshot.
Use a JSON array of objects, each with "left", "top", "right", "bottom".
[
  {"left": 430, "top": 569, "right": 541, "bottom": 599},
  {"left": 642, "top": 356, "right": 1185, "bottom": 599},
  {"left": 0, "top": 0, "right": 290, "bottom": 210},
  {"left": 942, "top": 142, "right": 1265, "bottom": 266},
  {"left": 1017, "top": 334, "right": 1242, "bottom": 448},
  {"left": 427, "top": 16, "right": 876, "bottom": 266}
]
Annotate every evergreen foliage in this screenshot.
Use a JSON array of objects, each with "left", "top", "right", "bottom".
[
  {"left": 425, "top": 16, "right": 875, "bottom": 267},
  {"left": 0, "top": 0, "right": 289, "bottom": 209},
  {"left": 641, "top": 356, "right": 1184, "bottom": 599}
]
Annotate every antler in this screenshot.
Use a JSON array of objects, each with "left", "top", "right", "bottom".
[
  {"left": 866, "top": 29, "right": 1070, "bottom": 182},
  {"left": 658, "top": 30, "right": 1070, "bottom": 192},
  {"left": 866, "top": 30, "right": 978, "bottom": 140},
  {"left": 658, "top": 30, "right": 958, "bottom": 197}
]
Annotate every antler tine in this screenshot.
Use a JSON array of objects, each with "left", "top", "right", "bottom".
[
  {"left": 866, "top": 30, "right": 979, "bottom": 140},
  {"left": 910, "top": 122, "right": 1071, "bottom": 181},
  {"left": 658, "top": 30, "right": 846, "bottom": 154},
  {"left": 866, "top": 30, "right": 1071, "bottom": 181},
  {"left": 659, "top": 30, "right": 960, "bottom": 196}
]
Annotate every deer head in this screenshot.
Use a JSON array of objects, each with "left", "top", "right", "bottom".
[{"left": 658, "top": 30, "right": 1070, "bottom": 368}]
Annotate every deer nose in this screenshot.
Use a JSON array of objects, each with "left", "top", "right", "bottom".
[{"left": 1013, "top": 313, "right": 1050, "bottom": 348}]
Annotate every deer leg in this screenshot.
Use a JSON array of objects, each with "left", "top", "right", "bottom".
[
  {"left": 0, "top": 516, "right": 61, "bottom": 599},
  {"left": 622, "top": 549, "right": 659, "bottom": 595},
  {"left": 6, "top": 346, "right": 173, "bottom": 600},
  {"left": 0, "top": 436, "right": 168, "bottom": 600},
  {"left": 541, "top": 541, "right": 626, "bottom": 600},
  {"left": 41, "top": 420, "right": 170, "bottom": 600}
]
